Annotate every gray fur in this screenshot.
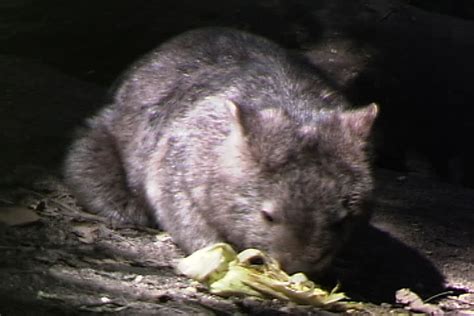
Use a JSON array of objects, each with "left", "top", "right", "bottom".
[{"left": 64, "top": 28, "right": 378, "bottom": 274}]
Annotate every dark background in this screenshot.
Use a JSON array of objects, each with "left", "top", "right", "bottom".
[
  {"left": 0, "top": 1, "right": 473, "bottom": 314},
  {"left": 1, "top": 0, "right": 474, "bottom": 188}
]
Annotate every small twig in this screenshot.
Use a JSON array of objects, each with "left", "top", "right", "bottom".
[
  {"left": 116, "top": 224, "right": 162, "bottom": 235},
  {"left": 15, "top": 188, "right": 164, "bottom": 234},
  {"left": 424, "top": 290, "right": 455, "bottom": 303},
  {"left": 18, "top": 187, "right": 108, "bottom": 223}
]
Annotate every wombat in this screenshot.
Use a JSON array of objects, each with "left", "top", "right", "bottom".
[{"left": 64, "top": 28, "right": 377, "bottom": 275}]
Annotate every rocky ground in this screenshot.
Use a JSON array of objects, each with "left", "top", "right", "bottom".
[{"left": 1, "top": 0, "right": 473, "bottom": 314}]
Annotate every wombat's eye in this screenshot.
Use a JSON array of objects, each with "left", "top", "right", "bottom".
[
  {"left": 333, "top": 207, "right": 350, "bottom": 226},
  {"left": 334, "top": 196, "right": 354, "bottom": 225}
]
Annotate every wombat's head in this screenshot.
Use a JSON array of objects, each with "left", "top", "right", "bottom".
[{"left": 212, "top": 98, "right": 378, "bottom": 275}]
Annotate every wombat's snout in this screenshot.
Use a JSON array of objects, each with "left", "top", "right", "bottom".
[{"left": 274, "top": 251, "right": 334, "bottom": 276}]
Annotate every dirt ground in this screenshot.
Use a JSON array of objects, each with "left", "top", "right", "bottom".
[{"left": 1, "top": 0, "right": 473, "bottom": 315}]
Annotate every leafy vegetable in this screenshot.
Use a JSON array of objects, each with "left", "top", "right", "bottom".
[{"left": 177, "top": 243, "right": 347, "bottom": 307}]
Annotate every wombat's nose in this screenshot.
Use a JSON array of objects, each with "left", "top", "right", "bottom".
[
  {"left": 276, "top": 254, "right": 310, "bottom": 274},
  {"left": 276, "top": 253, "right": 332, "bottom": 276}
]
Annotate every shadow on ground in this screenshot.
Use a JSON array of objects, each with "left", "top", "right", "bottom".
[{"left": 326, "top": 225, "right": 446, "bottom": 303}]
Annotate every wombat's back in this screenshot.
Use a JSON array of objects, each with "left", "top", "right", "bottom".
[{"left": 113, "top": 28, "right": 347, "bottom": 113}]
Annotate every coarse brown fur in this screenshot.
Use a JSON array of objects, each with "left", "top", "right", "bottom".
[{"left": 64, "top": 28, "right": 378, "bottom": 274}]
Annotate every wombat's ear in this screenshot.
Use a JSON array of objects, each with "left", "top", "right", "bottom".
[
  {"left": 217, "top": 98, "right": 255, "bottom": 177},
  {"left": 224, "top": 99, "right": 290, "bottom": 138},
  {"left": 223, "top": 98, "right": 250, "bottom": 135},
  {"left": 223, "top": 98, "right": 240, "bottom": 120},
  {"left": 340, "top": 103, "right": 378, "bottom": 139},
  {"left": 203, "top": 96, "right": 245, "bottom": 129},
  {"left": 222, "top": 99, "right": 293, "bottom": 169},
  {"left": 223, "top": 98, "right": 253, "bottom": 138}
]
